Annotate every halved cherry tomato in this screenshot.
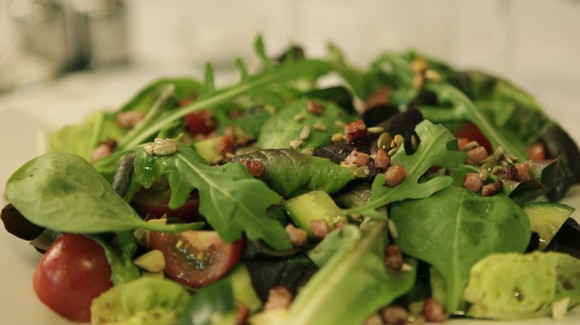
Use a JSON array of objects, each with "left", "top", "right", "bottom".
[
  {"left": 33, "top": 234, "right": 112, "bottom": 323},
  {"left": 150, "top": 230, "right": 244, "bottom": 288},
  {"left": 184, "top": 110, "right": 216, "bottom": 135},
  {"left": 455, "top": 121, "right": 493, "bottom": 154},
  {"left": 132, "top": 188, "right": 200, "bottom": 222}
]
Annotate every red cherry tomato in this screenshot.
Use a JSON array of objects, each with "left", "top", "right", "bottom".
[
  {"left": 33, "top": 234, "right": 112, "bottom": 323},
  {"left": 184, "top": 110, "right": 216, "bottom": 135},
  {"left": 455, "top": 121, "right": 493, "bottom": 154},
  {"left": 150, "top": 230, "right": 244, "bottom": 288},
  {"left": 133, "top": 188, "right": 200, "bottom": 222}
]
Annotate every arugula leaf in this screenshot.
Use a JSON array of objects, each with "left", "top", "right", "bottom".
[
  {"left": 134, "top": 145, "right": 292, "bottom": 250},
  {"left": 346, "top": 120, "right": 466, "bottom": 217},
  {"left": 232, "top": 149, "right": 355, "bottom": 198},
  {"left": 285, "top": 221, "right": 417, "bottom": 325},
  {"left": 391, "top": 186, "right": 531, "bottom": 313},
  {"left": 118, "top": 59, "right": 332, "bottom": 149},
  {"left": 5, "top": 153, "right": 203, "bottom": 233},
  {"left": 118, "top": 78, "right": 202, "bottom": 113},
  {"left": 424, "top": 82, "right": 527, "bottom": 158}
]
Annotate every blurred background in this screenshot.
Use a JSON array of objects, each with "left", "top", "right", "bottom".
[{"left": 0, "top": 0, "right": 579, "bottom": 120}]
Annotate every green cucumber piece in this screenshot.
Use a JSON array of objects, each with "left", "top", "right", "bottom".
[
  {"left": 230, "top": 264, "right": 262, "bottom": 313},
  {"left": 523, "top": 202, "right": 575, "bottom": 250},
  {"left": 193, "top": 138, "right": 219, "bottom": 162},
  {"left": 284, "top": 190, "right": 346, "bottom": 237}
]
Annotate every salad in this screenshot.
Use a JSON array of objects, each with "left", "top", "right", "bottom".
[{"left": 2, "top": 36, "right": 580, "bottom": 325}]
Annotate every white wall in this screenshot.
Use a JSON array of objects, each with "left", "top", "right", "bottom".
[{"left": 1, "top": 0, "right": 579, "bottom": 124}]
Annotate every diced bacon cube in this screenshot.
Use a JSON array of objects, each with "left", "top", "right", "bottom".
[
  {"left": 344, "top": 120, "right": 368, "bottom": 143},
  {"left": 285, "top": 224, "right": 308, "bottom": 247},
  {"left": 466, "top": 146, "right": 488, "bottom": 165},
  {"left": 264, "top": 286, "right": 293, "bottom": 310},
  {"left": 344, "top": 150, "right": 370, "bottom": 167},
  {"left": 385, "top": 165, "right": 407, "bottom": 187},
  {"left": 373, "top": 148, "right": 390, "bottom": 170},
  {"left": 311, "top": 219, "right": 330, "bottom": 240},
  {"left": 463, "top": 173, "right": 483, "bottom": 192},
  {"left": 239, "top": 159, "right": 265, "bottom": 177},
  {"left": 215, "top": 135, "right": 235, "bottom": 155}
]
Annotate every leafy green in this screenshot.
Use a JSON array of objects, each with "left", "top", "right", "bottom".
[
  {"left": 179, "top": 278, "right": 236, "bottom": 325},
  {"left": 285, "top": 221, "right": 416, "bottom": 325},
  {"left": 326, "top": 43, "right": 382, "bottom": 99},
  {"left": 48, "top": 111, "right": 125, "bottom": 160},
  {"left": 133, "top": 145, "right": 292, "bottom": 250},
  {"left": 91, "top": 277, "right": 190, "bottom": 325},
  {"left": 257, "top": 98, "right": 352, "bottom": 150},
  {"left": 446, "top": 159, "right": 560, "bottom": 204},
  {"left": 4, "top": 153, "right": 203, "bottom": 233},
  {"left": 118, "top": 78, "right": 202, "bottom": 113},
  {"left": 307, "top": 224, "right": 361, "bottom": 267},
  {"left": 92, "top": 232, "right": 141, "bottom": 285},
  {"left": 117, "top": 84, "right": 180, "bottom": 149},
  {"left": 245, "top": 255, "right": 318, "bottom": 302},
  {"left": 232, "top": 149, "right": 355, "bottom": 198},
  {"left": 464, "top": 251, "right": 580, "bottom": 319},
  {"left": 424, "top": 82, "right": 527, "bottom": 158},
  {"left": 346, "top": 120, "right": 466, "bottom": 217},
  {"left": 391, "top": 186, "right": 531, "bottom": 312},
  {"left": 118, "top": 59, "right": 331, "bottom": 149}
]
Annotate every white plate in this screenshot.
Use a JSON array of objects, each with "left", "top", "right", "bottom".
[{"left": 0, "top": 68, "right": 579, "bottom": 324}]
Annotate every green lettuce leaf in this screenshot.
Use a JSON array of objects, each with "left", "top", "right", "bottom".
[{"left": 285, "top": 221, "right": 416, "bottom": 325}]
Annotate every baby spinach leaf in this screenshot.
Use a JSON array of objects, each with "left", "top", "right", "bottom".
[
  {"left": 285, "top": 221, "right": 416, "bottom": 325},
  {"left": 391, "top": 186, "right": 531, "bottom": 313},
  {"left": 257, "top": 98, "right": 352, "bottom": 150},
  {"left": 5, "top": 153, "right": 202, "bottom": 233},
  {"left": 347, "top": 120, "right": 466, "bottom": 217},
  {"left": 134, "top": 145, "right": 292, "bottom": 250},
  {"left": 232, "top": 149, "right": 356, "bottom": 198},
  {"left": 464, "top": 251, "right": 580, "bottom": 319}
]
